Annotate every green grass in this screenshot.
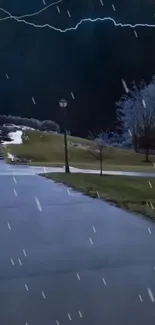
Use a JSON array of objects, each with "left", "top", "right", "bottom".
[
  {"left": 3, "top": 130, "right": 155, "bottom": 172},
  {"left": 28, "top": 162, "right": 155, "bottom": 172},
  {"left": 43, "top": 173, "right": 155, "bottom": 219}
]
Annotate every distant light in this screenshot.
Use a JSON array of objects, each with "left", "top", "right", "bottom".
[{"left": 59, "top": 99, "right": 68, "bottom": 108}]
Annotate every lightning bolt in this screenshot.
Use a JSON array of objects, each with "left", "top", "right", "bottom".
[
  {"left": 0, "top": 0, "right": 63, "bottom": 20},
  {"left": 0, "top": 3, "right": 155, "bottom": 33}
]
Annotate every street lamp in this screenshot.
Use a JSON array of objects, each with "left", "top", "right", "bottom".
[{"left": 59, "top": 99, "right": 70, "bottom": 173}]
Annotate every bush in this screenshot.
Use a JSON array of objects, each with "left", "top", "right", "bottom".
[{"left": 0, "top": 115, "right": 60, "bottom": 132}]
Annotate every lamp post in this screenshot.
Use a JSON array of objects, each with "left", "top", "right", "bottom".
[{"left": 59, "top": 99, "right": 70, "bottom": 173}]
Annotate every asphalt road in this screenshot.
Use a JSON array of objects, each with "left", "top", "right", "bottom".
[{"left": 1, "top": 161, "right": 155, "bottom": 324}]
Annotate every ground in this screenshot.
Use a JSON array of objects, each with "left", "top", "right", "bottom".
[
  {"left": 3, "top": 130, "right": 155, "bottom": 172},
  {"left": 42, "top": 172, "right": 155, "bottom": 219},
  {"left": 2, "top": 162, "right": 155, "bottom": 324}
]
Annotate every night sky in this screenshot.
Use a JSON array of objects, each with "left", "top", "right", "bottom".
[{"left": 0, "top": 0, "right": 155, "bottom": 136}]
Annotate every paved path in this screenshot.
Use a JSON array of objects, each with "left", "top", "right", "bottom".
[
  {"left": 1, "top": 160, "right": 155, "bottom": 324},
  {"left": 1, "top": 162, "right": 155, "bottom": 177}
]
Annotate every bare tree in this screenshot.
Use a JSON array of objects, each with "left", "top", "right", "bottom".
[
  {"left": 89, "top": 132, "right": 108, "bottom": 176},
  {"left": 94, "top": 136, "right": 105, "bottom": 175}
]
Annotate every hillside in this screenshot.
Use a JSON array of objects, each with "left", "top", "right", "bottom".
[{"left": 4, "top": 130, "right": 155, "bottom": 172}]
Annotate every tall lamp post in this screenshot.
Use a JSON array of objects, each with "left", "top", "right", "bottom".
[{"left": 59, "top": 99, "right": 70, "bottom": 173}]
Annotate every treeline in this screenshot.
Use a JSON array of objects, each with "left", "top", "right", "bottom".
[{"left": 0, "top": 115, "right": 60, "bottom": 132}]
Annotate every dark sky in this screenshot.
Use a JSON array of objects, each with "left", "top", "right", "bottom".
[{"left": 0, "top": 0, "right": 155, "bottom": 136}]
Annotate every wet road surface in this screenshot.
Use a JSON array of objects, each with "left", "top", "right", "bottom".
[{"left": 1, "top": 161, "right": 155, "bottom": 324}]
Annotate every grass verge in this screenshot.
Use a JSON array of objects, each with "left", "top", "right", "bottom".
[{"left": 43, "top": 173, "right": 155, "bottom": 219}]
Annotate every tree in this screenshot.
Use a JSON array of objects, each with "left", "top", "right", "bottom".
[
  {"left": 94, "top": 136, "right": 105, "bottom": 175},
  {"left": 116, "top": 78, "right": 155, "bottom": 161},
  {"left": 89, "top": 132, "right": 107, "bottom": 176},
  {"left": 39, "top": 120, "right": 60, "bottom": 132},
  {"left": 117, "top": 93, "right": 140, "bottom": 153},
  {"left": 137, "top": 81, "right": 155, "bottom": 161},
  {"left": 0, "top": 115, "right": 60, "bottom": 132}
]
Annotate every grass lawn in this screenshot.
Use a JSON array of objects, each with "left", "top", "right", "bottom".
[
  {"left": 3, "top": 130, "right": 155, "bottom": 172},
  {"left": 29, "top": 161, "right": 155, "bottom": 172},
  {"left": 43, "top": 173, "right": 155, "bottom": 219}
]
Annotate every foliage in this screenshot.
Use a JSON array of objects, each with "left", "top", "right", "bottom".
[
  {"left": 0, "top": 115, "right": 60, "bottom": 132},
  {"left": 116, "top": 78, "right": 155, "bottom": 161}
]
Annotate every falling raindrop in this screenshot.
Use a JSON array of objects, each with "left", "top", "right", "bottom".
[
  {"left": 142, "top": 98, "right": 146, "bottom": 108},
  {"left": 134, "top": 30, "right": 138, "bottom": 38},
  {"left": 57, "top": 6, "right": 60, "bottom": 13},
  {"left": 32, "top": 97, "right": 36, "bottom": 104},
  {"left": 6, "top": 73, "right": 9, "bottom": 79},
  {"left": 71, "top": 92, "right": 75, "bottom": 99},
  {"left": 121, "top": 79, "right": 129, "bottom": 93},
  {"left": 67, "top": 10, "right": 71, "bottom": 17}
]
